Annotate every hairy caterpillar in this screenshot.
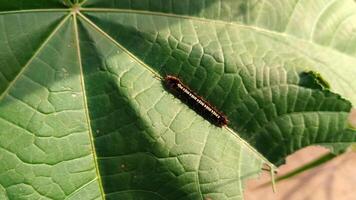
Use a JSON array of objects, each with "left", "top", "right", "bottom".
[{"left": 164, "top": 75, "right": 228, "bottom": 127}]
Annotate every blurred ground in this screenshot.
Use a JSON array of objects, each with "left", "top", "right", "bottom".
[
  {"left": 244, "top": 146, "right": 356, "bottom": 200},
  {"left": 244, "top": 109, "right": 356, "bottom": 200}
]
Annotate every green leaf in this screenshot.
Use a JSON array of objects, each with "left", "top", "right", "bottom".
[{"left": 0, "top": 0, "right": 356, "bottom": 199}]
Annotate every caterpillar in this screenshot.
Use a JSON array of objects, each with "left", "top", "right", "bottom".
[{"left": 164, "top": 75, "right": 228, "bottom": 127}]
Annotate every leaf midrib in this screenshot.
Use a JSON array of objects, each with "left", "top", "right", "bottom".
[{"left": 72, "top": 11, "right": 106, "bottom": 199}]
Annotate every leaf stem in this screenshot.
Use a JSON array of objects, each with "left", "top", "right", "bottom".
[{"left": 275, "top": 152, "right": 337, "bottom": 183}]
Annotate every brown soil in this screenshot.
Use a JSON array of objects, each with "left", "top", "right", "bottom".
[{"left": 245, "top": 147, "right": 356, "bottom": 200}]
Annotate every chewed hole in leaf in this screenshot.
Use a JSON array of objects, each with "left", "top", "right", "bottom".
[{"left": 299, "top": 71, "right": 331, "bottom": 90}]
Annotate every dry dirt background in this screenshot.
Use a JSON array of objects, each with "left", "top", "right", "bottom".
[{"left": 244, "top": 109, "right": 356, "bottom": 200}]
